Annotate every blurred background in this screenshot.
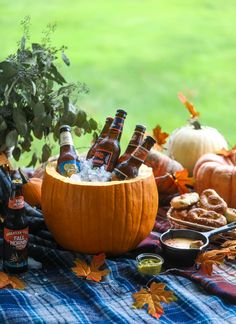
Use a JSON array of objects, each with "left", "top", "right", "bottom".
[{"left": 1, "top": 0, "right": 236, "bottom": 165}]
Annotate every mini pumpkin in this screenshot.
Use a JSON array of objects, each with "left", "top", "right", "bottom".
[
  {"left": 19, "top": 168, "right": 42, "bottom": 207},
  {"left": 41, "top": 163, "right": 158, "bottom": 255},
  {"left": 193, "top": 150, "right": 236, "bottom": 208},
  {"left": 167, "top": 93, "right": 228, "bottom": 174}
]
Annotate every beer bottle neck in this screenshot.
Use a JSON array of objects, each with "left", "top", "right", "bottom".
[
  {"left": 99, "top": 118, "right": 113, "bottom": 140},
  {"left": 107, "top": 116, "right": 125, "bottom": 141},
  {"left": 59, "top": 130, "right": 74, "bottom": 147},
  {"left": 8, "top": 184, "right": 24, "bottom": 210},
  {"left": 125, "top": 130, "right": 145, "bottom": 153},
  {"left": 130, "top": 139, "right": 154, "bottom": 164}
]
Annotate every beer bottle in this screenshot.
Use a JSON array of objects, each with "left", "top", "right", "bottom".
[
  {"left": 57, "top": 125, "right": 80, "bottom": 177},
  {"left": 3, "top": 179, "right": 28, "bottom": 273},
  {"left": 118, "top": 125, "right": 146, "bottom": 164},
  {"left": 112, "top": 135, "right": 156, "bottom": 180},
  {"left": 92, "top": 109, "right": 127, "bottom": 172},
  {"left": 86, "top": 117, "right": 114, "bottom": 160}
]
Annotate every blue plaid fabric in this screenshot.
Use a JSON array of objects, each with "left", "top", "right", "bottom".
[{"left": 0, "top": 226, "right": 236, "bottom": 324}]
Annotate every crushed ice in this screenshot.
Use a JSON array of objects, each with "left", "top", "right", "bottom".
[{"left": 70, "top": 158, "right": 112, "bottom": 182}]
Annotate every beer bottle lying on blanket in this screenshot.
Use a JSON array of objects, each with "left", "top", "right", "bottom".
[{"left": 3, "top": 178, "right": 28, "bottom": 273}]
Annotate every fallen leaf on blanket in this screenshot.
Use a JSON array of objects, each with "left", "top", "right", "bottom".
[
  {"left": 221, "top": 240, "right": 236, "bottom": 260},
  {"left": 152, "top": 125, "right": 169, "bottom": 151},
  {"left": 132, "top": 282, "right": 177, "bottom": 319},
  {"left": 171, "top": 169, "right": 194, "bottom": 194},
  {"left": 195, "top": 249, "right": 231, "bottom": 276},
  {"left": 178, "top": 92, "right": 200, "bottom": 119},
  {"left": 72, "top": 253, "right": 110, "bottom": 282},
  {"left": 0, "top": 272, "right": 25, "bottom": 289}
]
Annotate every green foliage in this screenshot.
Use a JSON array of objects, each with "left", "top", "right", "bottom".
[{"left": 0, "top": 16, "right": 98, "bottom": 167}]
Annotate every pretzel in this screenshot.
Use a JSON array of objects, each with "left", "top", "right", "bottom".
[
  {"left": 172, "top": 209, "right": 189, "bottom": 221},
  {"left": 224, "top": 208, "right": 236, "bottom": 223},
  {"left": 188, "top": 208, "right": 227, "bottom": 228},
  {"left": 170, "top": 192, "right": 199, "bottom": 210},
  {"left": 199, "top": 189, "right": 227, "bottom": 214}
]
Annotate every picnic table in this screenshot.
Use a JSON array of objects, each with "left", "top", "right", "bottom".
[{"left": 0, "top": 208, "right": 236, "bottom": 323}]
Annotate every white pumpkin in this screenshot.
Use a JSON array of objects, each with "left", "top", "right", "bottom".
[{"left": 167, "top": 123, "right": 228, "bottom": 174}]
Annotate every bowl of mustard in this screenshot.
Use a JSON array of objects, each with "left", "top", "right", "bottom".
[{"left": 136, "top": 253, "right": 164, "bottom": 275}]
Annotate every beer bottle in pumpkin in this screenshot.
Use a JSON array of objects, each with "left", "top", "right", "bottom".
[
  {"left": 92, "top": 109, "right": 127, "bottom": 172},
  {"left": 3, "top": 179, "right": 28, "bottom": 273},
  {"left": 86, "top": 117, "right": 114, "bottom": 160},
  {"left": 118, "top": 125, "right": 146, "bottom": 164},
  {"left": 112, "top": 135, "right": 156, "bottom": 180},
  {"left": 57, "top": 125, "right": 80, "bottom": 177}
]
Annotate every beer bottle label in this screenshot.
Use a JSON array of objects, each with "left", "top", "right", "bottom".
[
  {"left": 58, "top": 160, "right": 80, "bottom": 177},
  {"left": 8, "top": 196, "right": 24, "bottom": 209},
  {"left": 131, "top": 146, "right": 149, "bottom": 162},
  {"left": 60, "top": 131, "right": 73, "bottom": 146},
  {"left": 4, "top": 227, "right": 28, "bottom": 269},
  {"left": 93, "top": 149, "right": 113, "bottom": 168},
  {"left": 110, "top": 117, "right": 124, "bottom": 133},
  {"left": 113, "top": 168, "right": 128, "bottom": 180}
]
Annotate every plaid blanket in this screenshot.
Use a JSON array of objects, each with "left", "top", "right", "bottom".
[{"left": 0, "top": 209, "right": 236, "bottom": 323}]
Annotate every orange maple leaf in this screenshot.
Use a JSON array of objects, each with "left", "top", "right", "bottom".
[
  {"left": 195, "top": 249, "right": 230, "bottom": 276},
  {"left": 178, "top": 92, "right": 200, "bottom": 119},
  {"left": 152, "top": 125, "right": 169, "bottom": 150},
  {"left": 0, "top": 272, "right": 25, "bottom": 290},
  {"left": 72, "top": 253, "right": 110, "bottom": 282},
  {"left": 171, "top": 169, "right": 194, "bottom": 194},
  {"left": 216, "top": 147, "right": 236, "bottom": 158},
  {"left": 132, "top": 282, "right": 177, "bottom": 319}
]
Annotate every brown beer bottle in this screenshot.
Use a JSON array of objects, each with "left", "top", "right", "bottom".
[
  {"left": 112, "top": 135, "right": 156, "bottom": 180},
  {"left": 3, "top": 179, "right": 28, "bottom": 273},
  {"left": 57, "top": 125, "right": 80, "bottom": 177},
  {"left": 118, "top": 125, "right": 146, "bottom": 164},
  {"left": 86, "top": 117, "right": 114, "bottom": 160},
  {"left": 92, "top": 109, "right": 127, "bottom": 172}
]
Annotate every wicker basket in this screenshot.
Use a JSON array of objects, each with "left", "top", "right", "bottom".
[{"left": 167, "top": 207, "right": 236, "bottom": 242}]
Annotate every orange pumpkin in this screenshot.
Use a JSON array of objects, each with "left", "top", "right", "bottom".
[
  {"left": 41, "top": 163, "right": 158, "bottom": 255},
  {"left": 193, "top": 151, "right": 236, "bottom": 208},
  {"left": 145, "top": 150, "right": 183, "bottom": 196},
  {"left": 19, "top": 169, "right": 42, "bottom": 207}
]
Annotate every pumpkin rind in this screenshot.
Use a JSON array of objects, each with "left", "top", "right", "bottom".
[
  {"left": 167, "top": 125, "right": 228, "bottom": 174},
  {"left": 193, "top": 153, "right": 236, "bottom": 208},
  {"left": 41, "top": 163, "right": 158, "bottom": 255}
]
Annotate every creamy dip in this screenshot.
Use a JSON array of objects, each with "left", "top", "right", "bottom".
[{"left": 164, "top": 238, "right": 204, "bottom": 249}]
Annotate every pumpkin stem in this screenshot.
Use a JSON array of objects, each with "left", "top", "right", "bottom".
[
  {"left": 190, "top": 119, "right": 201, "bottom": 130},
  {"left": 18, "top": 168, "right": 29, "bottom": 184}
]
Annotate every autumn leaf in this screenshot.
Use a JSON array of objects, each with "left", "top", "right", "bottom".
[
  {"left": 195, "top": 249, "right": 230, "bottom": 276},
  {"left": 216, "top": 147, "right": 236, "bottom": 158},
  {"left": 152, "top": 125, "right": 169, "bottom": 151},
  {"left": 72, "top": 253, "right": 110, "bottom": 282},
  {"left": 0, "top": 272, "right": 25, "bottom": 289},
  {"left": 132, "top": 282, "right": 177, "bottom": 319},
  {"left": 178, "top": 92, "right": 200, "bottom": 119},
  {"left": 221, "top": 240, "right": 236, "bottom": 260},
  {"left": 171, "top": 169, "right": 194, "bottom": 194}
]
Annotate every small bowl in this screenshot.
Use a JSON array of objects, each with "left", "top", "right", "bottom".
[{"left": 136, "top": 253, "right": 164, "bottom": 275}]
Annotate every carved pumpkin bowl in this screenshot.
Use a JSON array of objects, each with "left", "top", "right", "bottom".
[{"left": 41, "top": 163, "right": 158, "bottom": 255}]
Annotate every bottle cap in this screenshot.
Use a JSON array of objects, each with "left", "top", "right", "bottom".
[
  {"left": 60, "top": 125, "right": 71, "bottom": 132},
  {"left": 135, "top": 125, "right": 146, "bottom": 132},
  {"left": 116, "top": 109, "right": 127, "bottom": 117},
  {"left": 145, "top": 135, "right": 156, "bottom": 145}
]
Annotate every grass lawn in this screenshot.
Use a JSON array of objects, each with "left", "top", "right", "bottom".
[{"left": 1, "top": 0, "right": 236, "bottom": 166}]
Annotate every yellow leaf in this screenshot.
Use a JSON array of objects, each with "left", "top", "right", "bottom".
[
  {"left": 0, "top": 272, "right": 11, "bottom": 289},
  {"left": 132, "top": 282, "right": 177, "bottom": 319},
  {"left": 195, "top": 249, "right": 230, "bottom": 276},
  {"left": 178, "top": 92, "right": 200, "bottom": 119},
  {"left": 172, "top": 169, "right": 194, "bottom": 194},
  {"left": 72, "top": 253, "right": 110, "bottom": 282},
  {"left": 9, "top": 276, "right": 26, "bottom": 290},
  {"left": 216, "top": 147, "right": 236, "bottom": 158}
]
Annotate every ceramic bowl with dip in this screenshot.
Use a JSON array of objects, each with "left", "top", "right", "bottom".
[
  {"left": 136, "top": 253, "right": 164, "bottom": 275},
  {"left": 160, "top": 221, "right": 236, "bottom": 267}
]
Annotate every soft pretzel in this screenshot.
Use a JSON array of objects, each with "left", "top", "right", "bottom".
[
  {"left": 199, "top": 189, "right": 227, "bottom": 214},
  {"left": 188, "top": 208, "right": 227, "bottom": 228},
  {"left": 171, "top": 209, "right": 189, "bottom": 221},
  {"left": 224, "top": 208, "right": 236, "bottom": 223},
  {"left": 170, "top": 192, "right": 199, "bottom": 210}
]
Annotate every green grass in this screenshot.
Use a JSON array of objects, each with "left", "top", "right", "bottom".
[{"left": 1, "top": 0, "right": 236, "bottom": 166}]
